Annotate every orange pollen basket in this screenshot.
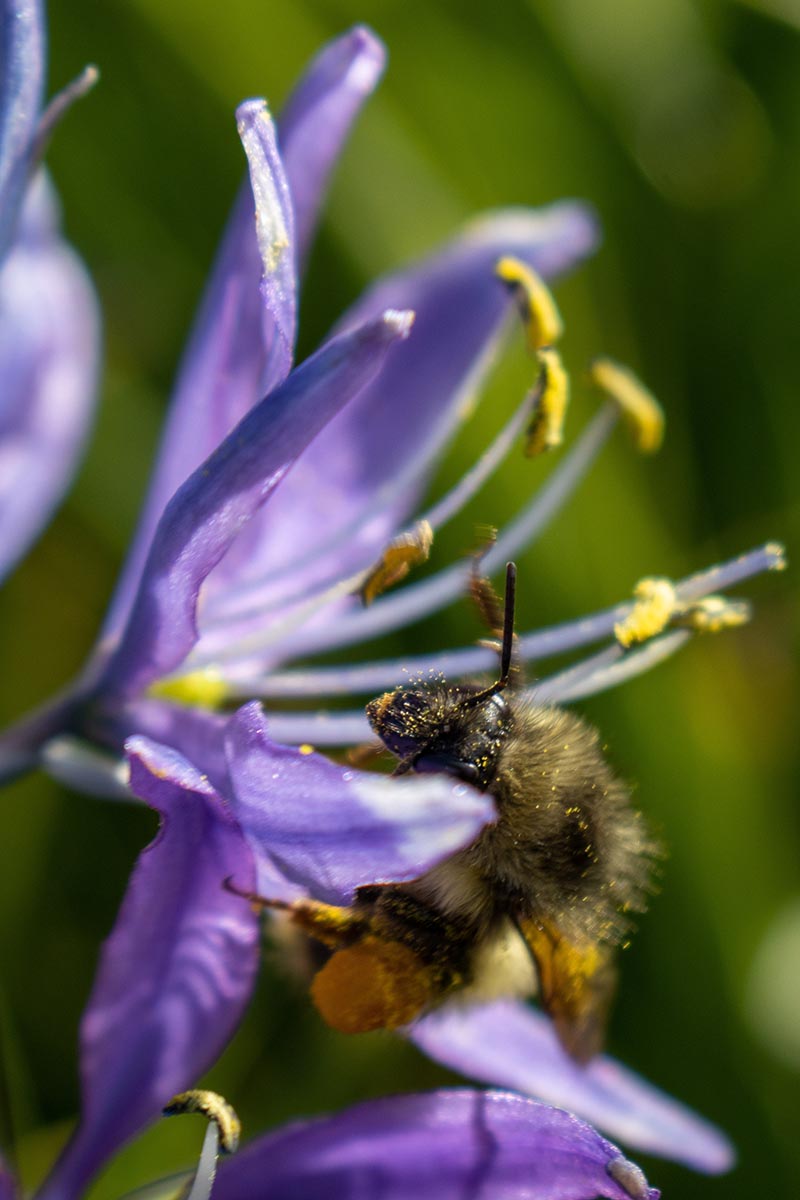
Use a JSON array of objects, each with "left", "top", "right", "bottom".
[{"left": 311, "top": 936, "right": 435, "bottom": 1033}]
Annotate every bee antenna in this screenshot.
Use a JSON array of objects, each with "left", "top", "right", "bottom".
[
  {"left": 499, "top": 561, "right": 517, "bottom": 686},
  {"left": 462, "top": 561, "right": 517, "bottom": 708}
]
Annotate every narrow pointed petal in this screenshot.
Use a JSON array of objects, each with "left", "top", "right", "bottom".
[
  {"left": 36, "top": 739, "right": 260, "bottom": 1200},
  {"left": 0, "top": 0, "right": 44, "bottom": 260},
  {"left": 214, "top": 1089, "right": 658, "bottom": 1200},
  {"left": 279, "top": 25, "right": 385, "bottom": 269},
  {"left": 410, "top": 1000, "right": 734, "bottom": 1174},
  {"left": 218, "top": 203, "right": 598, "bottom": 611},
  {"left": 101, "top": 310, "right": 412, "bottom": 699},
  {"left": 224, "top": 701, "right": 494, "bottom": 905},
  {"left": 102, "top": 102, "right": 296, "bottom": 642},
  {"left": 236, "top": 100, "right": 296, "bottom": 383},
  {"left": 0, "top": 172, "right": 100, "bottom": 583}
]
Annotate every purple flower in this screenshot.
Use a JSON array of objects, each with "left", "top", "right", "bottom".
[
  {"left": 0, "top": 21, "right": 782, "bottom": 1192},
  {"left": 0, "top": 0, "right": 100, "bottom": 583}
]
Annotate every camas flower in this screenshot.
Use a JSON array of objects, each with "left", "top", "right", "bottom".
[
  {"left": 24, "top": 740, "right": 653, "bottom": 1200},
  {"left": 0, "top": 0, "right": 100, "bottom": 583},
  {"left": 0, "top": 20, "right": 783, "bottom": 1196}
]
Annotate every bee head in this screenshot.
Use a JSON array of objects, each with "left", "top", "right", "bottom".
[
  {"left": 366, "top": 564, "right": 519, "bottom": 786},
  {"left": 366, "top": 681, "right": 512, "bottom": 788},
  {"left": 365, "top": 686, "right": 459, "bottom": 761}
]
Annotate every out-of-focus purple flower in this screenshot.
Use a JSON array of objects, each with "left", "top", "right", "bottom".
[
  {"left": 0, "top": 1153, "right": 14, "bottom": 1200},
  {"left": 0, "top": 0, "right": 100, "bottom": 583},
  {"left": 0, "top": 21, "right": 780, "bottom": 1190}
]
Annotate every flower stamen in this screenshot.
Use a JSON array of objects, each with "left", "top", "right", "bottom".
[
  {"left": 523, "top": 346, "right": 569, "bottom": 457},
  {"left": 495, "top": 256, "right": 564, "bottom": 349},
  {"left": 359, "top": 519, "right": 434, "bottom": 606},
  {"left": 615, "top": 575, "right": 756, "bottom": 648},
  {"left": 614, "top": 578, "right": 678, "bottom": 648},
  {"left": 587, "top": 357, "right": 664, "bottom": 454},
  {"left": 163, "top": 1090, "right": 241, "bottom": 1155},
  {"left": 163, "top": 1090, "right": 241, "bottom": 1200}
]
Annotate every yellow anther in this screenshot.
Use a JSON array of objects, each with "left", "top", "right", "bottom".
[
  {"left": 676, "top": 595, "right": 752, "bottom": 634},
  {"left": 298, "top": 743, "right": 315, "bottom": 756},
  {"left": 496, "top": 256, "right": 564, "bottom": 350},
  {"left": 163, "top": 1090, "right": 241, "bottom": 1155},
  {"left": 360, "top": 520, "right": 434, "bottom": 606},
  {"left": 588, "top": 357, "right": 664, "bottom": 454},
  {"left": 616, "top": 578, "right": 755, "bottom": 648},
  {"left": 148, "top": 668, "right": 229, "bottom": 709},
  {"left": 615, "top": 578, "right": 678, "bottom": 648},
  {"left": 525, "top": 347, "right": 570, "bottom": 457},
  {"left": 765, "top": 541, "right": 788, "bottom": 571}
]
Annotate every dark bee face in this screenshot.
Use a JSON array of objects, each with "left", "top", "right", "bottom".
[
  {"left": 365, "top": 687, "right": 453, "bottom": 760},
  {"left": 366, "top": 683, "right": 512, "bottom": 788}
]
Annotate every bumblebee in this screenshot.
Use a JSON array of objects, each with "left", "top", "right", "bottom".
[{"left": 267, "top": 563, "right": 656, "bottom": 1062}]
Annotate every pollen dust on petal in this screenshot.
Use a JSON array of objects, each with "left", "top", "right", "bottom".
[{"left": 311, "top": 937, "right": 435, "bottom": 1033}]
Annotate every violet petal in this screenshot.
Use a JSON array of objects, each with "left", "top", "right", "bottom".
[
  {"left": 36, "top": 738, "right": 260, "bottom": 1200},
  {"left": 100, "top": 309, "right": 413, "bottom": 699},
  {"left": 223, "top": 203, "right": 598, "bottom": 611},
  {"left": 0, "top": 1156, "right": 16, "bottom": 1200},
  {"left": 410, "top": 1000, "right": 734, "bottom": 1174},
  {"left": 0, "top": 171, "right": 100, "bottom": 584},
  {"left": 102, "top": 102, "right": 296, "bottom": 642},
  {"left": 91, "top": 697, "right": 231, "bottom": 798},
  {"left": 0, "top": 0, "right": 44, "bottom": 260},
  {"left": 279, "top": 24, "right": 385, "bottom": 271},
  {"left": 224, "top": 701, "right": 494, "bottom": 904},
  {"left": 214, "top": 1089, "right": 658, "bottom": 1200}
]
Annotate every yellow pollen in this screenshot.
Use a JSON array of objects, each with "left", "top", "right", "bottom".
[
  {"left": 587, "top": 357, "right": 664, "bottom": 454},
  {"left": 676, "top": 595, "right": 752, "bottom": 634},
  {"left": 525, "top": 347, "right": 569, "bottom": 457},
  {"left": 298, "top": 743, "right": 315, "bottom": 756},
  {"left": 495, "top": 256, "right": 564, "bottom": 349},
  {"left": 616, "top": 578, "right": 755, "bottom": 648},
  {"left": 148, "top": 667, "right": 229, "bottom": 709},
  {"left": 311, "top": 937, "right": 436, "bottom": 1033},
  {"left": 615, "top": 578, "right": 677, "bottom": 647}
]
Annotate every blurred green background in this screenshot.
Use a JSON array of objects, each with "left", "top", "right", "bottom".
[{"left": 1, "top": 0, "right": 798, "bottom": 1195}]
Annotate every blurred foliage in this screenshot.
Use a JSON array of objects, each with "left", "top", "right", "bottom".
[{"left": 0, "top": 0, "right": 798, "bottom": 1196}]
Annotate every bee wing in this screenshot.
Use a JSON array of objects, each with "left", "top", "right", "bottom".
[{"left": 517, "top": 917, "right": 617, "bottom": 1063}]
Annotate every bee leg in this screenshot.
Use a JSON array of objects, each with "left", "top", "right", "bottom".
[
  {"left": 515, "top": 916, "right": 617, "bottom": 1063},
  {"left": 346, "top": 740, "right": 385, "bottom": 767},
  {"left": 282, "top": 898, "right": 369, "bottom": 949},
  {"left": 223, "top": 878, "right": 368, "bottom": 949}
]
